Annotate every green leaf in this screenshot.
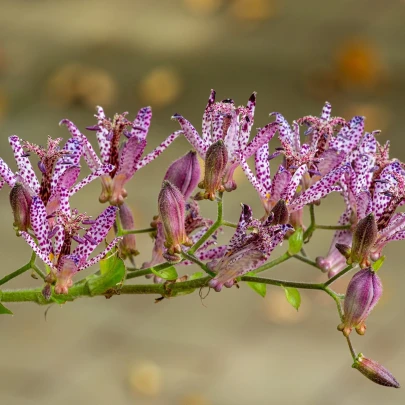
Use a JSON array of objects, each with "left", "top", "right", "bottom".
[
  {"left": 283, "top": 287, "right": 301, "bottom": 311},
  {"left": 189, "top": 272, "right": 204, "bottom": 280},
  {"left": 372, "top": 256, "right": 385, "bottom": 272},
  {"left": 88, "top": 253, "right": 126, "bottom": 296},
  {"left": 151, "top": 266, "right": 178, "bottom": 281},
  {"left": 245, "top": 272, "right": 266, "bottom": 297},
  {"left": 0, "top": 302, "right": 13, "bottom": 315},
  {"left": 288, "top": 228, "right": 303, "bottom": 256}
]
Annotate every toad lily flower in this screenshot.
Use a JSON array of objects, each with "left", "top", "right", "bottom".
[
  {"left": 61, "top": 106, "right": 181, "bottom": 205},
  {"left": 19, "top": 196, "right": 121, "bottom": 294},
  {"left": 244, "top": 142, "right": 350, "bottom": 222},
  {"left": 172, "top": 89, "right": 279, "bottom": 196},
  {"left": 208, "top": 204, "right": 292, "bottom": 292},
  {"left": 0, "top": 135, "right": 113, "bottom": 230}
]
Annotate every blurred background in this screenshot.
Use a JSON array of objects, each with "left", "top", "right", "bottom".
[{"left": 0, "top": 0, "right": 405, "bottom": 404}]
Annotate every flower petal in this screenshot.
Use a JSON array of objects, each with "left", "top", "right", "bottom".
[
  {"left": 19, "top": 231, "right": 54, "bottom": 268},
  {"left": 30, "top": 196, "right": 51, "bottom": 256},
  {"left": 255, "top": 144, "right": 271, "bottom": 194},
  {"left": 129, "top": 106, "right": 152, "bottom": 141},
  {"left": 0, "top": 158, "right": 16, "bottom": 188},
  {"left": 135, "top": 130, "right": 182, "bottom": 171},
  {"left": 8, "top": 135, "right": 39, "bottom": 193},
  {"left": 73, "top": 205, "right": 118, "bottom": 259},
  {"left": 172, "top": 114, "right": 207, "bottom": 157}
]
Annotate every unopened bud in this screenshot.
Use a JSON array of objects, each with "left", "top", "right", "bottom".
[
  {"left": 42, "top": 284, "right": 52, "bottom": 301},
  {"left": 9, "top": 181, "right": 33, "bottom": 232},
  {"left": 335, "top": 243, "right": 351, "bottom": 259},
  {"left": 158, "top": 181, "right": 192, "bottom": 257},
  {"left": 270, "top": 199, "right": 289, "bottom": 225},
  {"left": 352, "top": 354, "right": 400, "bottom": 388},
  {"left": 164, "top": 151, "right": 200, "bottom": 200},
  {"left": 337, "top": 267, "right": 382, "bottom": 337},
  {"left": 117, "top": 203, "right": 139, "bottom": 263},
  {"left": 197, "top": 140, "right": 228, "bottom": 200},
  {"left": 350, "top": 213, "right": 377, "bottom": 267}
]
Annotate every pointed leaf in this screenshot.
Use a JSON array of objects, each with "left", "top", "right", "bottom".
[
  {"left": 0, "top": 302, "right": 13, "bottom": 315},
  {"left": 283, "top": 287, "right": 301, "bottom": 311},
  {"left": 87, "top": 254, "right": 126, "bottom": 295},
  {"left": 189, "top": 271, "right": 204, "bottom": 280},
  {"left": 245, "top": 272, "right": 267, "bottom": 297},
  {"left": 288, "top": 228, "right": 303, "bottom": 255},
  {"left": 151, "top": 265, "right": 178, "bottom": 281}
]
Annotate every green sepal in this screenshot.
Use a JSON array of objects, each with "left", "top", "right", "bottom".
[{"left": 372, "top": 256, "right": 385, "bottom": 272}]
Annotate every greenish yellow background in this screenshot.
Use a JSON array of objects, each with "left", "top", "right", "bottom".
[{"left": 0, "top": 1, "right": 404, "bottom": 404}]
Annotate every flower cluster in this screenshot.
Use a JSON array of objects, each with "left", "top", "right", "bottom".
[{"left": 0, "top": 90, "right": 403, "bottom": 388}]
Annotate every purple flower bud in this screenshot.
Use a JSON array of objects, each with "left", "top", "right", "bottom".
[
  {"left": 352, "top": 354, "right": 400, "bottom": 388},
  {"left": 42, "top": 284, "right": 52, "bottom": 301},
  {"left": 350, "top": 213, "right": 377, "bottom": 268},
  {"left": 338, "top": 267, "right": 382, "bottom": 337},
  {"left": 163, "top": 151, "right": 201, "bottom": 200},
  {"left": 198, "top": 140, "right": 228, "bottom": 201},
  {"left": 117, "top": 203, "right": 139, "bottom": 262},
  {"left": 9, "top": 182, "right": 33, "bottom": 232},
  {"left": 269, "top": 199, "right": 289, "bottom": 225},
  {"left": 158, "top": 180, "right": 192, "bottom": 258}
]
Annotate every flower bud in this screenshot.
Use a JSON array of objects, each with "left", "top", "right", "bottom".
[
  {"left": 352, "top": 354, "right": 400, "bottom": 388},
  {"left": 197, "top": 140, "right": 228, "bottom": 200},
  {"left": 9, "top": 181, "right": 33, "bottom": 232},
  {"left": 158, "top": 180, "right": 192, "bottom": 258},
  {"left": 335, "top": 243, "right": 351, "bottom": 259},
  {"left": 350, "top": 213, "right": 377, "bottom": 268},
  {"left": 163, "top": 151, "right": 200, "bottom": 200},
  {"left": 117, "top": 203, "right": 139, "bottom": 264},
  {"left": 338, "top": 267, "right": 382, "bottom": 337},
  {"left": 270, "top": 199, "right": 289, "bottom": 225}
]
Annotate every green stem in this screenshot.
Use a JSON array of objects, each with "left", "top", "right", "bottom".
[
  {"left": 0, "top": 262, "right": 32, "bottom": 286},
  {"left": 181, "top": 251, "right": 216, "bottom": 277},
  {"left": 126, "top": 262, "right": 172, "bottom": 280},
  {"left": 242, "top": 275, "right": 324, "bottom": 290},
  {"left": 125, "top": 268, "right": 154, "bottom": 278},
  {"left": 31, "top": 263, "right": 46, "bottom": 280},
  {"left": 188, "top": 192, "right": 223, "bottom": 255},
  {"left": 316, "top": 224, "right": 351, "bottom": 231},
  {"left": 303, "top": 204, "right": 316, "bottom": 242},
  {"left": 252, "top": 252, "right": 291, "bottom": 275},
  {"left": 121, "top": 227, "right": 155, "bottom": 235},
  {"left": 324, "top": 264, "right": 355, "bottom": 287},
  {"left": 293, "top": 254, "right": 320, "bottom": 269},
  {"left": 221, "top": 220, "right": 238, "bottom": 228}
]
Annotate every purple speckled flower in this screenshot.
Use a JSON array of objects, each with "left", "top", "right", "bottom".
[
  {"left": 172, "top": 90, "right": 278, "bottom": 194},
  {"left": 61, "top": 105, "right": 181, "bottom": 205},
  {"left": 0, "top": 134, "right": 113, "bottom": 224},
  {"left": 338, "top": 267, "right": 382, "bottom": 337},
  {"left": 208, "top": 204, "right": 292, "bottom": 292},
  {"left": 19, "top": 196, "right": 121, "bottom": 294}
]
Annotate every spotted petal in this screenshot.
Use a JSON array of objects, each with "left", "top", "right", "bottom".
[
  {"left": 9, "top": 135, "right": 39, "bottom": 193},
  {"left": 289, "top": 165, "right": 351, "bottom": 212},
  {"left": 73, "top": 205, "right": 118, "bottom": 260},
  {"left": 129, "top": 106, "right": 152, "bottom": 141},
  {"left": 30, "top": 196, "right": 51, "bottom": 256}
]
